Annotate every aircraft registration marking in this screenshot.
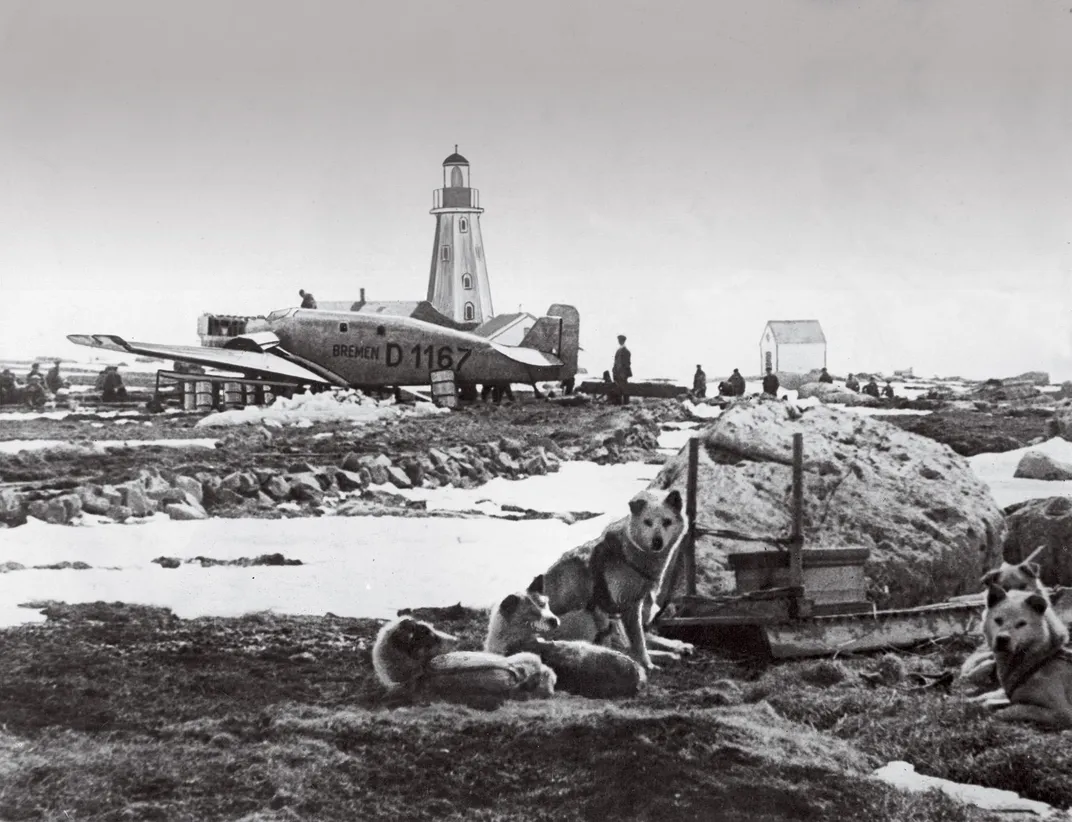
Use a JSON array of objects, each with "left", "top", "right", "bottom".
[{"left": 332, "top": 343, "right": 472, "bottom": 371}]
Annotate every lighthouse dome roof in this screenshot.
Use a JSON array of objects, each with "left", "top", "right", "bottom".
[{"left": 442, "top": 152, "right": 469, "bottom": 166}]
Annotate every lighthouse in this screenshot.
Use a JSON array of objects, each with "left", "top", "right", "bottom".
[{"left": 427, "top": 148, "right": 494, "bottom": 326}]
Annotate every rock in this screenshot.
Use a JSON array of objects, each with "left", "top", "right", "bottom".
[
  {"left": 0, "top": 488, "right": 25, "bottom": 523},
  {"left": 499, "top": 437, "right": 525, "bottom": 457},
  {"left": 107, "top": 505, "right": 133, "bottom": 522},
  {"left": 195, "top": 473, "right": 223, "bottom": 505},
  {"left": 386, "top": 466, "right": 413, "bottom": 489},
  {"left": 1008, "top": 371, "right": 1050, "bottom": 386},
  {"left": 153, "top": 556, "right": 182, "bottom": 569},
  {"left": 174, "top": 476, "right": 204, "bottom": 504},
  {"left": 136, "top": 468, "right": 172, "bottom": 499},
  {"left": 428, "top": 448, "right": 452, "bottom": 468},
  {"left": 288, "top": 473, "right": 325, "bottom": 503},
  {"left": 261, "top": 475, "right": 292, "bottom": 500},
  {"left": 1012, "top": 451, "right": 1072, "bottom": 481},
  {"left": 213, "top": 488, "right": 247, "bottom": 507},
  {"left": 1003, "top": 496, "right": 1072, "bottom": 586},
  {"left": 77, "top": 487, "right": 112, "bottom": 516},
  {"left": 497, "top": 452, "right": 519, "bottom": 473},
  {"left": 522, "top": 453, "right": 548, "bottom": 475},
  {"left": 220, "top": 471, "right": 260, "bottom": 496},
  {"left": 335, "top": 469, "right": 367, "bottom": 492},
  {"left": 367, "top": 463, "right": 390, "bottom": 486},
  {"left": 372, "top": 454, "right": 393, "bottom": 469},
  {"left": 27, "top": 500, "right": 48, "bottom": 522},
  {"left": 165, "top": 503, "right": 209, "bottom": 521},
  {"left": 357, "top": 466, "right": 373, "bottom": 487},
  {"left": 1056, "top": 399, "right": 1072, "bottom": 441},
  {"left": 646, "top": 400, "right": 1005, "bottom": 608},
  {"left": 117, "top": 480, "right": 156, "bottom": 517},
  {"left": 400, "top": 458, "right": 424, "bottom": 487},
  {"left": 340, "top": 452, "right": 364, "bottom": 472},
  {"left": 312, "top": 467, "right": 337, "bottom": 491}
]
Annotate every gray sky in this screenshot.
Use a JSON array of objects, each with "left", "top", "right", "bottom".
[{"left": 2, "top": 0, "right": 1070, "bottom": 381}]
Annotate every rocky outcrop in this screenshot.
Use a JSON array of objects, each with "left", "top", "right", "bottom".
[
  {"left": 797, "top": 383, "right": 879, "bottom": 407},
  {"left": 1003, "top": 497, "right": 1072, "bottom": 586},
  {"left": 1007, "top": 371, "right": 1050, "bottom": 386},
  {"left": 650, "top": 400, "right": 1006, "bottom": 608},
  {"left": 1013, "top": 451, "right": 1072, "bottom": 481},
  {"left": 1055, "top": 399, "right": 1072, "bottom": 441}
]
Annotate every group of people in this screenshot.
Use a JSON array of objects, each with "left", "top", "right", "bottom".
[
  {"left": 841, "top": 371, "right": 895, "bottom": 399},
  {"left": 0, "top": 360, "right": 70, "bottom": 409},
  {"left": 685, "top": 364, "right": 896, "bottom": 403}
]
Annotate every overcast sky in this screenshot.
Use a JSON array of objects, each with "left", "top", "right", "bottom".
[{"left": 2, "top": 0, "right": 1070, "bottom": 381}]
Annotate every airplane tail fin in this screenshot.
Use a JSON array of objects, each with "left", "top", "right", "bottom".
[{"left": 519, "top": 305, "right": 579, "bottom": 378}]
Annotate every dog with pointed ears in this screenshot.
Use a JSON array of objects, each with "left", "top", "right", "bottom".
[{"left": 530, "top": 487, "right": 694, "bottom": 671}]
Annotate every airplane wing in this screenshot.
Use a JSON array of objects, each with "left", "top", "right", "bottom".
[
  {"left": 489, "top": 342, "right": 563, "bottom": 368},
  {"left": 67, "top": 334, "right": 337, "bottom": 385}
]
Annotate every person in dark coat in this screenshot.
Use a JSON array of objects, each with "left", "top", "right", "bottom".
[
  {"left": 299, "top": 289, "right": 317, "bottom": 309},
  {"left": 844, "top": 373, "right": 860, "bottom": 392},
  {"left": 818, "top": 367, "right": 833, "bottom": 384},
  {"left": 882, "top": 381, "right": 895, "bottom": 399},
  {"left": 612, "top": 335, "right": 632, "bottom": 405},
  {"left": 0, "top": 369, "right": 18, "bottom": 406},
  {"left": 762, "top": 367, "right": 779, "bottom": 397},
  {"left": 692, "top": 365, "right": 707, "bottom": 399},
  {"left": 45, "top": 360, "right": 62, "bottom": 393},
  {"left": 26, "top": 363, "right": 41, "bottom": 383},
  {"left": 862, "top": 377, "right": 880, "bottom": 398},
  {"left": 101, "top": 366, "right": 128, "bottom": 403},
  {"left": 728, "top": 368, "right": 746, "bottom": 397}
]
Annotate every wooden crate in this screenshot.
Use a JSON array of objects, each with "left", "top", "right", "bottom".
[{"left": 728, "top": 548, "right": 870, "bottom": 606}]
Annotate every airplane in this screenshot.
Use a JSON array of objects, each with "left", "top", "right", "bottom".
[{"left": 68, "top": 303, "right": 580, "bottom": 397}]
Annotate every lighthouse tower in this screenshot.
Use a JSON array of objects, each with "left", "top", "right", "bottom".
[{"left": 427, "top": 148, "right": 494, "bottom": 326}]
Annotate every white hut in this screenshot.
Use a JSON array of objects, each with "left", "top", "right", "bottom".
[{"left": 759, "top": 320, "right": 827, "bottom": 375}]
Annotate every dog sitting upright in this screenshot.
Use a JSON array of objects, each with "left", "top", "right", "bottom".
[
  {"left": 372, "top": 616, "right": 556, "bottom": 710},
  {"left": 981, "top": 584, "right": 1072, "bottom": 729},
  {"left": 532, "top": 488, "right": 694, "bottom": 671},
  {"left": 485, "top": 586, "right": 646, "bottom": 698},
  {"left": 961, "top": 546, "right": 1051, "bottom": 691}
]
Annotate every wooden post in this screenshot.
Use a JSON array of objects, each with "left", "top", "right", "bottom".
[
  {"left": 789, "top": 433, "right": 804, "bottom": 617},
  {"left": 684, "top": 435, "right": 699, "bottom": 597}
]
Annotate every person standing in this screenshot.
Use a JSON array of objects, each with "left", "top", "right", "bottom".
[
  {"left": 46, "top": 360, "right": 62, "bottom": 393},
  {"left": 762, "top": 367, "right": 780, "bottom": 397},
  {"left": 692, "top": 365, "right": 707, "bottom": 399},
  {"left": 728, "top": 368, "right": 746, "bottom": 397},
  {"left": 612, "top": 335, "right": 632, "bottom": 405}
]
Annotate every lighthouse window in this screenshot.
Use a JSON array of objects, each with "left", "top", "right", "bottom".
[
  {"left": 464, "top": 302, "right": 475, "bottom": 321},
  {"left": 441, "top": 245, "right": 451, "bottom": 262},
  {"left": 462, "top": 273, "right": 473, "bottom": 290},
  {"left": 459, "top": 218, "right": 468, "bottom": 233}
]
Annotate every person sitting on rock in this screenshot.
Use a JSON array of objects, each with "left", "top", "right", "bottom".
[
  {"left": 844, "top": 373, "right": 860, "bottom": 392},
  {"left": 762, "top": 367, "right": 779, "bottom": 397},
  {"left": 101, "top": 366, "right": 128, "bottom": 403},
  {"left": 717, "top": 380, "right": 734, "bottom": 397},
  {"left": 24, "top": 373, "right": 47, "bottom": 411},
  {"left": 882, "top": 381, "right": 895, "bottom": 399},
  {"left": 818, "top": 367, "right": 833, "bottom": 384},
  {"left": 728, "top": 368, "right": 746, "bottom": 397},
  {"left": 0, "top": 368, "right": 17, "bottom": 405},
  {"left": 862, "top": 377, "right": 880, "bottom": 398},
  {"left": 26, "top": 363, "right": 42, "bottom": 383},
  {"left": 692, "top": 365, "right": 707, "bottom": 399}
]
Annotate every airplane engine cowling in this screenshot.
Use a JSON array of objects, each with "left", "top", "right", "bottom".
[{"left": 223, "top": 332, "right": 282, "bottom": 353}]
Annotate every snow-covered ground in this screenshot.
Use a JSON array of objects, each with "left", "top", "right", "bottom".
[
  {"left": 968, "top": 437, "right": 1072, "bottom": 509},
  {"left": 0, "top": 462, "right": 659, "bottom": 629},
  {"left": 195, "top": 388, "right": 449, "bottom": 429},
  {"left": 0, "top": 438, "right": 218, "bottom": 455}
]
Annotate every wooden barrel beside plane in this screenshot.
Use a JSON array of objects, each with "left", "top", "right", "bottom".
[{"left": 68, "top": 303, "right": 580, "bottom": 395}]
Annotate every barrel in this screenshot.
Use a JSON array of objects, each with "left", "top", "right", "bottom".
[
  {"left": 430, "top": 369, "right": 457, "bottom": 409},
  {"left": 195, "top": 380, "right": 214, "bottom": 411},
  {"left": 223, "top": 381, "right": 244, "bottom": 408},
  {"left": 183, "top": 381, "right": 196, "bottom": 411}
]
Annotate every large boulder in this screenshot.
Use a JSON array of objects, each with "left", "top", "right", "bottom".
[
  {"left": 1003, "top": 496, "right": 1072, "bottom": 586},
  {"left": 1013, "top": 451, "right": 1072, "bottom": 481},
  {"left": 651, "top": 401, "right": 1005, "bottom": 608}
]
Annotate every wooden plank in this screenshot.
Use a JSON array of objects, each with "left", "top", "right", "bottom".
[
  {"left": 789, "top": 433, "right": 804, "bottom": 618},
  {"left": 762, "top": 601, "right": 980, "bottom": 659},
  {"left": 684, "top": 437, "right": 699, "bottom": 597}
]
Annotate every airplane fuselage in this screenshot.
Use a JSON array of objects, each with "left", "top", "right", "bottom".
[{"left": 265, "top": 309, "right": 565, "bottom": 387}]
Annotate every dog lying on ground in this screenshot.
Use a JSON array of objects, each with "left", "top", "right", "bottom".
[
  {"left": 485, "top": 587, "right": 646, "bottom": 698},
  {"left": 961, "top": 546, "right": 1052, "bottom": 691},
  {"left": 980, "top": 584, "right": 1072, "bottom": 729},
  {"left": 531, "top": 488, "right": 694, "bottom": 670},
  {"left": 372, "top": 616, "right": 556, "bottom": 710}
]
